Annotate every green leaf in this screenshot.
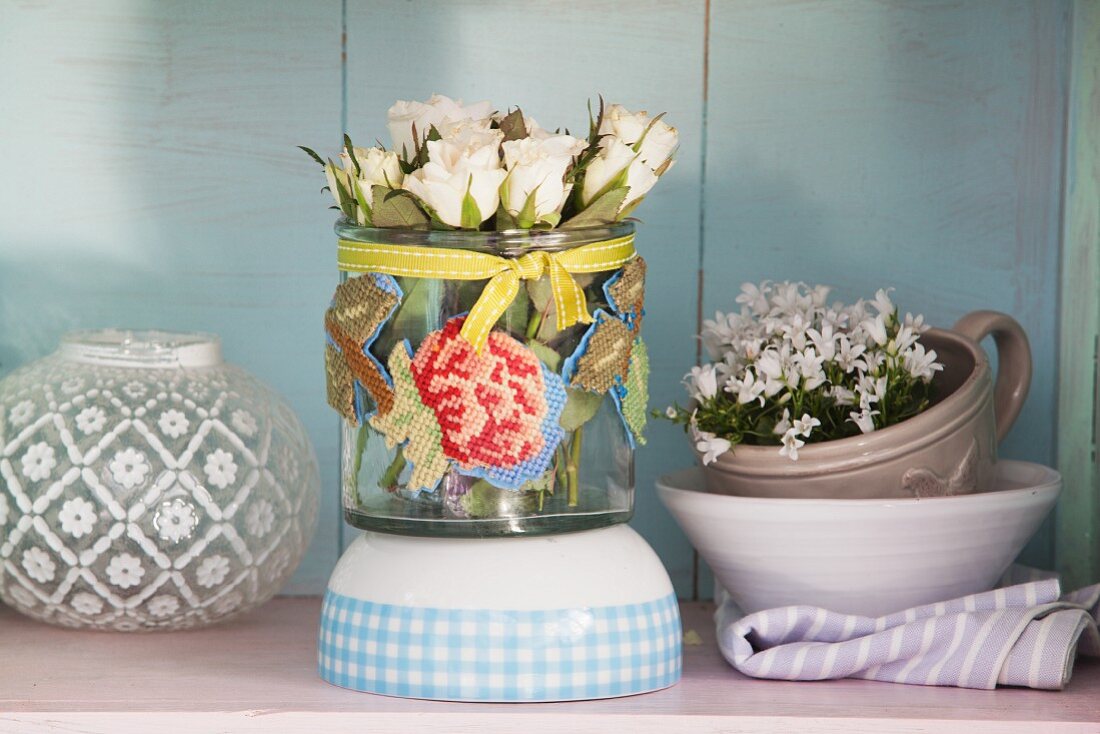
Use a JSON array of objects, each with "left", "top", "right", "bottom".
[
  {"left": 537, "top": 211, "right": 561, "bottom": 228},
  {"left": 528, "top": 340, "right": 562, "bottom": 372},
  {"left": 621, "top": 339, "right": 650, "bottom": 444},
  {"left": 559, "top": 388, "right": 604, "bottom": 431},
  {"left": 498, "top": 108, "right": 528, "bottom": 141},
  {"left": 351, "top": 177, "right": 373, "bottom": 226},
  {"left": 461, "top": 480, "right": 538, "bottom": 518},
  {"left": 516, "top": 186, "right": 539, "bottom": 229},
  {"left": 343, "top": 134, "right": 361, "bottom": 177},
  {"left": 618, "top": 195, "right": 644, "bottom": 221},
  {"left": 298, "top": 145, "right": 326, "bottom": 167},
  {"left": 460, "top": 176, "right": 483, "bottom": 230},
  {"left": 326, "top": 159, "right": 356, "bottom": 219},
  {"left": 495, "top": 199, "right": 519, "bottom": 231},
  {"left": 560, "top": 187, "right": 629, "bottom": 229},
  {"left": 526, "top": 277, "right": 554, "bottom": 312},
  {"left": 370, "top": 185, "right": 430, "bottom": 228}
]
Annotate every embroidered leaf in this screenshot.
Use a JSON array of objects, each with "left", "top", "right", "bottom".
[
  {"left": 560, "top": 187, "right": 629, "bottom": 229},
  {"left": 559, "top": 388, "right": 604, "bottom": 431},
  {"left": 369, "top": 347, "right": 449, "bottom": 491},
  {"left": 620, "top": 339, "right": 649, "bottom": 444},
  {"left": 371, "top": 185, "right": 430, "bottom": 228}
]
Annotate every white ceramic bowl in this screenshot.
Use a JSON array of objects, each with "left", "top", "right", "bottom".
[{"left": 657, "top": 460, "right": 1060, "bottom": 617}]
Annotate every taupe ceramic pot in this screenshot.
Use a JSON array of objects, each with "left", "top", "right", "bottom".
[{"left": 698, "top": 311, "right": 1031, "bottom": 499}]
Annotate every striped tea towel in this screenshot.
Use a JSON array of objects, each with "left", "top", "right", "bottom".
[{"left": 716, "top": 572, "right": 1100, "bottom": 689}]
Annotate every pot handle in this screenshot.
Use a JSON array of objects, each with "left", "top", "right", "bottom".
[{"left": 952, "top": 310, "right": 1032, "bottom": 443}]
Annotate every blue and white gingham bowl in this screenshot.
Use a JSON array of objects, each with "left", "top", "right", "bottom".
[{"left": 318, "top": 525, "right": 682, "bottom": 702}]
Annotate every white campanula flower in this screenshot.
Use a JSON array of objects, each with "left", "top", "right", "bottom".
[
  {"left": 773, "top": 408, "right": 792, "bottom": 435},
  {"left": 736, "top": 282, "right": 772, "bottom": 317},
  {"left": 849, "top": 408, "right": 880, "bottom": 434},
  {"left": 861, "top": 314, "right": 889, "bottom": 347},
  {"left": 904, "top": 342, "right": 944, "bottom": 381},
  {"left": 692, "top": 424, "right": 731, "bottom": 465},
  {"left": 726, "top": 368, "right": 766, "bottom": 406},
  {"left": 501, "top": 134, "right": 586, "bottom": 224},
  {"left": 701, "top": 311, "right": 739, "bottom": 360},
  {"left": 598, "top": 104, "right": 679, "bottom": 171},
  {"left": 870, "top": 287, "right": 895, "bottom": 317},
  {"left": 904, "top": 312, "right": 930, "bottom": 333},
  {"left": 386, "top": 94, "right": 493, "bottom": 159},
  {"left": 778, "top": 428, "right": 805, "bottom": 461},
  {"left": 793, "top": 347, "right": 826, "bottom": 391},
  {"left": 685, "top": 364, "right": 719, "bottom": 401},
  {"left": 829, "top": 385, "right": 856, "bottom": 406},
  {"left": 580, "top": 138, "right": 659, "bottom": 209},
  {"left": 792, "top": 413, "right": 821, "bottom": 438},
  {"left": 807, "top": 324, "right": 837, "bottom": 361},
  {"left": 401, "top": 128, "right": 507, "bottom": 228},
  {"left": 835, "top": 336, "right": 867, "bottom": 373}
]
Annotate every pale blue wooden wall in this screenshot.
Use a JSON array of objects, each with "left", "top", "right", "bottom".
[{"left": 0, "top": 1, "right": 1072, "bottom": 597}]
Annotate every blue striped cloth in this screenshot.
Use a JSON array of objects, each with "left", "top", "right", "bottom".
[{"left": 716, "top": 569, "right": 1100, "bottom": 689}]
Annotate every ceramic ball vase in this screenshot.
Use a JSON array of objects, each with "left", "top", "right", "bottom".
[{"left": 0, "top": 330, "right": 320, "bottom": 630}]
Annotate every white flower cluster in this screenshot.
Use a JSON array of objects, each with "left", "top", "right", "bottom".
[
  {"left": 315, "top": 94, "right": 677, "bottom": 230},
  {"left": 681, "top": 281, "right": 943, "bottom": 463}
]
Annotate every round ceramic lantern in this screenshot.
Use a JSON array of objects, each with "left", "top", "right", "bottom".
[
  {"left": 318, "top": 221, "right": 681, "bottom": 701},
  {"left": 0, "top": 330, "right": 320, "bottom": 630}
]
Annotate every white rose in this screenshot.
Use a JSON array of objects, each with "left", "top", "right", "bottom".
[
  {"left": 580, "top": 138, "right": 658, "bottom": 208},
  {"left": 599, "top": 103, "right": 678, "bottom": 169},
  {"left": 501, "top": 134, "right": 586, "bottom": 224},
  {"left": 339, "top": 146, "right": 404, "bottom": 208},
  {"left": 401, "top": 133, "right": 506, "bottom": 228},
  {"left": 387, "top": 94, "right": 494, "bottom": 158}
]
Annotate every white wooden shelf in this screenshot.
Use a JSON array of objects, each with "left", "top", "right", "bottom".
[{"left": 3, "top": 599, "right": 1100, "bottom": 733}]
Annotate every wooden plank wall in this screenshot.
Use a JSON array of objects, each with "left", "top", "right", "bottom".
[{"left": 0, "top": 1, "right": 1081, "bottom": 597}]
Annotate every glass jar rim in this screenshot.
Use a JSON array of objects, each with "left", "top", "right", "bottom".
[
  {"left": 334, "top": 218, "right": 635, "bottom": 255},
  {"left": 59, "top": 329, "right": 223, "bottom": 369}
]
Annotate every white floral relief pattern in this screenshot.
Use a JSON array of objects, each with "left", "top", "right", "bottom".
[
  {"left": 203, "top": 449, "right": 238, "bottom": 489},
  {"left": 58, "top": 497, "right": 97, "bottom": 538},
  {"left": 106, "top": 553, "right": 145, "bottom": 589},
  {"left": 0, "top": 354, "right": 319, "bottom": 631},
  {"left": 22, "top": 547, "right": 55, "bottom": 583},
  {"left": 196, "top": 555, "right": 230, "bottom": 588},
  {"left": 21, "top": 442, "right": 56, "bottom": 482},
  {"left": 109, "top": 448, "right": 150, "bottom": 490}
]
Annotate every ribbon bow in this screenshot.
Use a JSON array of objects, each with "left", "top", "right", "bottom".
[{"left": 337, "top": 234, "right": 636, "bottom": 353}]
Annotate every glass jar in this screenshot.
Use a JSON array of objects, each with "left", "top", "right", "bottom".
[
  {"left": 333, "top": 221, "right": 645, "bottom": 537},
  {"left": 0, "top": 330, "right": 320, "bottom": 630}
]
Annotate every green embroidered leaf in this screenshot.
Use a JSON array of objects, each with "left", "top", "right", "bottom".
[
  {"left": 560, "top": 187, "right": 629, "bottom": 229},
  {"left": 559, "top": 388, "right": 604, "bottom": 431},
  {"left": 620, "top": 338, "right": 650, "bottom": 444},
  {"left": 371, "top": 185, "right": 430, "bottom": 228},
  {"left": 498, "top": 108, "right": 528, "bottom": 142},
  {"left": 369, "top": 347, "right": 450, "bottom": 491}
]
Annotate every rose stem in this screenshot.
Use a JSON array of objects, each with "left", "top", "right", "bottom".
[
  {"left": 379, "top": 450, "right": 406, "bottom": 491},
  {"left": 567, "top": 428, "right": 583, "bottom": 506}
]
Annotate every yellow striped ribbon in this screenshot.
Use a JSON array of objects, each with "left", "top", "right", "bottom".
[{"left": 337, "top": 235, "right": 636, "bottom": 353}]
